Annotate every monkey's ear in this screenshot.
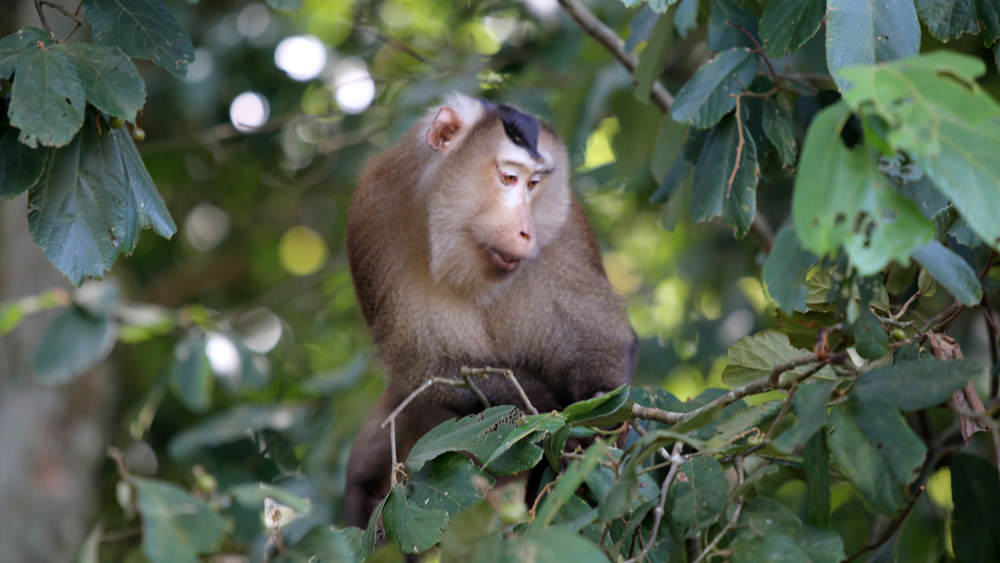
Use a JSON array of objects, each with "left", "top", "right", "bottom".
[{"left": 426, "top": 107, "right": 463, "bottom": 151}]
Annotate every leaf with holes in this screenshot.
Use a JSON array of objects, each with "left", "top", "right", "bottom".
[
  {"left": 792, "top": 101, "right": 934, "bottom": 274},
  {"left": 406, "top": 406, "right": 520, "bottom": 471},
  {"left": 9, "top": 43, "right": 85, "bottom": 148},
  {"left": 838, "top": 53, "right": 1000, "bottom": 251},
  {"left": 56, "top": 43, "right": 146, "bottom": 122},
  {"left": 27, "top": 117, "right": 176, "bottom": 285}
]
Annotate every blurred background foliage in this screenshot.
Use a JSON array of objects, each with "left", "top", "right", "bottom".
[{"left": 2, "top": 0, "right": 999, "bottom": 561}]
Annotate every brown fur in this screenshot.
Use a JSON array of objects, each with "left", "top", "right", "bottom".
[{"left": 343, "top": 95, "right": 638, "bottom": 527}]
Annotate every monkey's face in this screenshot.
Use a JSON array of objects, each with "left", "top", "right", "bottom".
[{"left": 426, "top": 121, "right": 570, "bottom": 295}]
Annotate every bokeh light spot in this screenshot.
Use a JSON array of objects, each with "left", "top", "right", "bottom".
[
  {"left": 183, "top": 203, "right": 230, "bottom": 252},
  {"left": 275, "top": 35, "right": 327, "bottom": 81},
  {"left": 330, "top": 58, "right": 375, "bottom": 114},
  {"left": 230, "top": 92, "right": 269, "bottom": 132},
  {"left": 278, "top": 226, "right": 328, "bottom": 276}
]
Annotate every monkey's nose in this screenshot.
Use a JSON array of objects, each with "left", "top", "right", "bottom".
[{"left": 519, "top": 230, "right": 531, "bottom": 241}]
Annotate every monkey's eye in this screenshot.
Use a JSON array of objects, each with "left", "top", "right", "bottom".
[
  {"left": 527, "top": 179, "right": 540, "bottom": 190},
  {"left": 500, "top": 172, "right": 518, "bottom": 185}
]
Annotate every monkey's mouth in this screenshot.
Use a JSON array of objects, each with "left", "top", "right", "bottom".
[{"left": 484, "top": 246, "right": 521, "bottom": 273}]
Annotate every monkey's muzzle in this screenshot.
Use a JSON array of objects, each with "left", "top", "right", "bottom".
[{"left": 485, "top": 246, "right": 523, "bottom": 273}]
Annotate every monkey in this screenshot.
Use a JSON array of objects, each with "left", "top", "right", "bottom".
[{"left": 343, "top": 93, "right": 638, "bottom": 528}]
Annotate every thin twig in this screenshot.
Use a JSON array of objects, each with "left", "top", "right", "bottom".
[
  {"left": 557, "top": 0, "right": 673, "bottom": 112},
  {"left": 625, "top": 441, "right": 684, "bottom": 563},
  {"left": 461, "top": 366, "right": 539, "bottom": 415},
  {"left": 844, "top": 487, "right": 925, "bottom": 562},
  {"left": 41, "top": 0, "right": 84, "bottom": 23},
  {"left": 107, "top": 447, "right": 131, "bottom": 480},
  {"left": 633, "top": 353, "right": 819, "bottom": 426},
  {"left": 33, "top": 0, "right": 52, "bottom": 33},
  {"left": 727, "top": 96, "right": 745, "bottom": 197},
  {"left": 726, "top": 22, "right": 780, "bottom": 88},
  {"left": 893, "top": 291, "right": 922, "bottom": 321},
  {"left": 693, "top": 498, "right": 743, "bottom": 563},
  {"left": 462, "top": 373, "right": 492, "bottom": 408}
]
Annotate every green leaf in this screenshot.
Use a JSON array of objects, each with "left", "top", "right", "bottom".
[
  {"left": 804, "top": 432, "right": 831, "bottom": 528},
  {"left": 671, "top": 48, "right": 758, "bottom": 129},
  {"left": 675, "top": 0, "right": 699, "bottom": 37},
  {"left": 543, "top": 423, "right": 571, "bottom": 471},
  {"left": 722, "top": 330, "right": 818, "bottom": 388},
  {"left": 951, "top": 454, "right": 1000, "bottom": 563},
  {"left": 852, "top": 308, "right": 890, "bottom": 361},
  {"left": 774, "top": 379, "right": 837, "bottom": 452},
  {"left": 917, "top": 0, "right": 979, "bottom": 41},
  {"left": 131, "top": 477, "right": 224, "bottom": 563},
  {"left": 976, "top": 0, "right": 1000, "bottom": 45},
  {"left": 169, "top": 336, "right": 212, "bottom": 412},
  {"left": 763, "top": 226, "right": 817, "bottom": 312},
  {"left": 31, "top": 307, "right": 117, "bottom": 384},
  {"left": 502, "top": 527, "right": 607, "bottom": 563},
  {"left": 709, "top": 0, "right": 760, "bottom": 51},
  {"left": 0, "top": 120, "right": 49, "bottom": 198},
  {"left": 692, "top": 112, "right": 759, "bottom": 237},
  {"left": 9, "top": 44, "right": 85, "bottom": 148},
  {"left": 383, "top": 485, "right": 450, "bottom": 555},
  {"left": 730, "top": 498, "right": 845, "bottom": 562},
  {"left": 851, "top": 358, "right": 981, "bottom": 411},
  {"left": 760, "top": 0, "right": 825, "bottom": 58},
  {"left": 168, "top": 404, "right": 305, "bottom": 458},
  {"left": 535, "top": 440, "right": 608, "bottom": 527},
  {"left": 792, "top": 101, "right": 934, "bottom": 275},
  {"left": 911, "top": 241, "right": 983, "bottom": 305},
  {"left": 438, "top": 499, "right": 504, "bottom": 563},
  {"left": 229, "top": 482, "right": 312, "bottom": 515},
  {"left": 406, "top": 406, "right": 520, "bottom": 471},
  {"left": 481, "top": 412, "right": 560, "bottom": 471},
  {"left": 763, "top": 93, "right": 797, "bottom": 167},
  {"left": 0, "top": 27, "right": 54, "bottom": 78},
  {"left": 827, "top": 0, "right": 921, "bottom": 90},
  {"left": 55, "top": 43, "right": 146, "bottom": 122},
  {"left": 564, "top": 384, "right": 633, "bottom": 427},
  {"left": 827, "top": 397, "right": 926, "bottom": 515},
  {"left": 838, "top": 53, "right": 1000, "bottom": 250},
  {"left": 359, "top": 495, "right": 388, "bottom": 561},
  {"left": 407, "top": 452, "right": 493, "bottom": 520},
  {"left": 635, "top": 12, "right": 673, "bottom": 104},
  {"left": 27, "top": 117, "right": 176, "bottom": 285},
  {"left": 266, "top": 0, "right": 303, "bottom": 11},
  {"left": 666, "top": 456, "right": 728, "bottom": 539},
  {"left": 82, "top": 0, "right": 195, "bottom": 77}
]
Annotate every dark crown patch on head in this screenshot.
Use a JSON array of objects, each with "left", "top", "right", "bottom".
[{"left": 478, "top": 99, "right": 542, "bottom": 160}]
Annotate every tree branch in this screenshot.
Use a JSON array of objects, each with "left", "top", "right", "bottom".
[{"left": 557, "top": 0, "right": 673, "bottom": 113}]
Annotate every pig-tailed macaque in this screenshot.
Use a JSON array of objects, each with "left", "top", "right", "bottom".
[{"left": 344, "top": 93, "right": 638, "bottom": 527}]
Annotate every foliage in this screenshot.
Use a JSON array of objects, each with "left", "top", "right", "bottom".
[{"left": 4, "top": 0, "right": 1000, "bottom": 561}]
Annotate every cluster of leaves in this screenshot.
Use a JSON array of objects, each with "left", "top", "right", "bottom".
[
  {"left": 0, "top": 0, "right": 191, "bottom": 284},
  {"left": 3, "top": 0, "right": 1000, "bottom": 562}
]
